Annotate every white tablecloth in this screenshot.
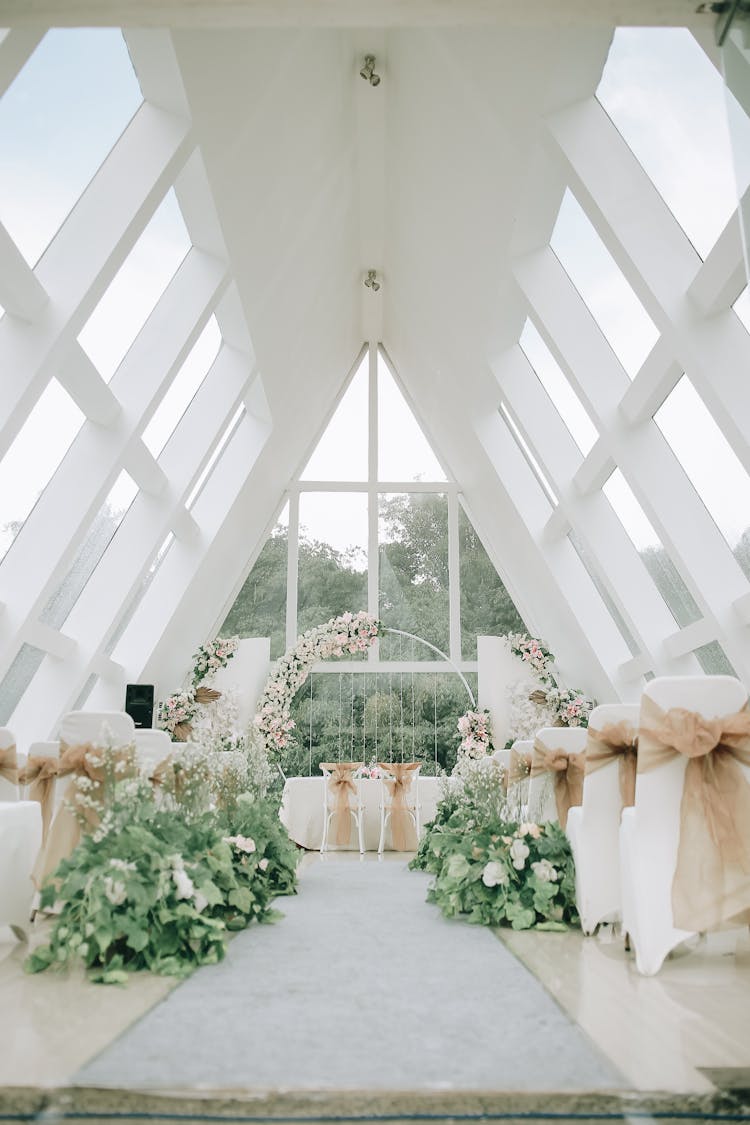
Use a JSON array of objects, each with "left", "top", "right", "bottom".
[{"left": 279, "top": 776, "right": 442, "bottom": 851}]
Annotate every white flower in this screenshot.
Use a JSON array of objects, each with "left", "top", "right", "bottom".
[
  {"left": 172, "top": 867, "right": 195, "bottom": 900},
  {"left": 259, "top": 858, "right": 269, "bottom": 872},
  {"left": 103, "top": 876, "right": 127, "bottom": 905},
  {"left": 193, "top": 890, "right": 209, "bottom": 913},
  {"left": 509, "top": 839, "right": 530, "bottom": 870},
  {"left": 224, "top": 834, "right": 256, "bottom": 854},
  {"left": 481, "top": 860, "right": 509, "bottom": 888},
  {"left": 109, "top": 858, "right": 137, "bottom": 872},
  {"left": 531, "top": 859, "right": 558, "bottom": 883}
]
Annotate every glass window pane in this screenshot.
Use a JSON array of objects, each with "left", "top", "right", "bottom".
[
  {"left": 379, "top": 493, "right": 449, "bottom": 660},
  {"left": 301, "top": 353, "right": 368, "bottom": 481},
  {"left": 221, "top": 506, "right": 288, "bottom": 660},
  {"left": 286, "top": 670, "right": 473, "bottom": 777},
  {"left": 0, "top": 379, "right": 84, "bottom": 562},
  {"left": 186, "top": 404, "right": 245, "bottom": 509},
  {"left": 107, "top": 532, "right": 176, "bottom": 659},
  {"left": 568, "top": 530, "right": 641, "bottom": 656},
  {"left": 378, "top": 352, "right": 446, "bottom": 482},
  {"left": 654, "top": 375, "right": 750, "bottom": 581},
  {"left": 142, "top": 317, "right": 221, "bottom": 457},
  {"left": 602, "top": 468, "right": 702, "bottom": 626},
  {"left": 0, "top": 643, "right": 45, "bottom": 724},
  {"left": 551, "top": 189, "right": 659, "bottom": 378},
  {"left": 498, "top": 402, "right": 558, "bottom": 505},
  {"left": 519, "top": 318, "right": 598, "bottom": 455},
  {"left": 298, "top": 493, "right": 367, "bottom": 636},
  {"left": 693, "top": 640, "right": 737, "bottom": 676},
  {"left": 597, "top": 28, "right": 750, "bottom": 259},
  {"left": 0, "top": 30, "right": 142, "bottom": 266},
  {"left": 459, "top": 503, "right": 525, "bottom": 660},
  {"left": 78, "top": 189, "right": 191, "bottom": 381},
  {"left": 40, "top": 470, "right": 138, "bottom": 628}
]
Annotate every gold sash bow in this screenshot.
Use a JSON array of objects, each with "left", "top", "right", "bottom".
[
  {"left": 508, "top": 748, "right": 534, "bottom": 788},
  {"left": 0, "top": 743, "right": 19, "bottom": 787},
  {"left": 32, "top": 741, "right": 137, "bottom": 890},
  {"left": 585, "top": 721, "right": 638, "bottom": 810},
  {"left": 378, "top": 762, "right": 420, "bottom": 851},
  {"left": 320, "top": 763, "right": 363, "bottom": 846},
  {"left": 530, "top": 741, "right": 585, "bottom": 829},
  {"left": 639, "top": 697, "right": 750, "bottom": 933},
  {"left": 18, "top": 753, "right": 60, "bottom": 840}
]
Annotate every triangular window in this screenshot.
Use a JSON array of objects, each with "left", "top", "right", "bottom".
[
  {"left": 301, "top": 353, "right": 369, "bottom": 481},
  {"left": 378, "top": 350, "right": 447, "bottom": 482}
]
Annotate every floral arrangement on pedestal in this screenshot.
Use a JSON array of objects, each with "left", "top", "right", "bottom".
[
  {"left": 505, "top": 633, "right": 595, "bottom": 740},
  {"left": 254, "top": 611, "right": 380, "bottom": 762},
  {"left": 157, "top": 635, "right": 240, "bottom": 743}
]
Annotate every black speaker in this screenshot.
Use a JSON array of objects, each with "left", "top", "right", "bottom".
[{"left": 125, "top": 683, "right": 155, "bottom": 729}]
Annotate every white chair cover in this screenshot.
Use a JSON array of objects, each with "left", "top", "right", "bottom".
[
  {"left": 58, "top": 710, "right": 135, "bottom": 748},
  {"left": 527, "top": 726, "right": 587, "bottom": 826},
  {"left": 0, "top": 799, "right": 43, "bottom": 940},
  {"left": 567, "top": 702, "right": 639, "bottom": 935},
  {"left": 133, "top": 727, "right": 173, "bottom": 772},
  {"left": 0, "top": 726, "right": 19, "bottom": 802},
  {"left": 620, "top": 675, "right": 749, "bottom": 976}
]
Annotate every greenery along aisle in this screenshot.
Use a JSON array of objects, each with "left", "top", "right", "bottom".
[
  {"left": 411, "top": 761, "right": 578, "bottom": 931},
  {"left": 26, "top": 746, "right": 298, "bottom": 984}
]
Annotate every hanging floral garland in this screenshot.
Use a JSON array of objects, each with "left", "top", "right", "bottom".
[
  {"left": 254, "top": 612, "right": 381, "bottom": 761},
  {"left": 507, "top": 632, "right": 595, "bottom": 732},
  {"left": 159, "top": 635, "right": 240, "bottom": 741}
]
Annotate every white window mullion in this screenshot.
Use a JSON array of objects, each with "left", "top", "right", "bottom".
[
  {"left": 286, "top": 489, "right": 300, "bottom": 650},
  {"left": 448, "top": 490, "right": 461, "bottom": 665}
]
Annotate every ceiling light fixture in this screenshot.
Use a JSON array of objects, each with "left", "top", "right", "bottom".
[
  {"left": 364, "top": 269, "right": 380, "bottom": 292},
  {"left": 359, "top": 55, "right": 381, "bottom": 86}
]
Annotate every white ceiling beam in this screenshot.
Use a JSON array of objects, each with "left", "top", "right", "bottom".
[
  {"left": 0, "top": 223, "right": 49, "bottom": 320},
  {"left": 0, "top": 27, "right": 43, "bottom": 97},
  {"left": 57, "top": 343, "right": 121, "bottom": 426}
]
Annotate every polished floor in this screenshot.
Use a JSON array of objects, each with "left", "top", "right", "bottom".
[{"left": 1, "top": 852, "right": 750, "bottom": 1122}]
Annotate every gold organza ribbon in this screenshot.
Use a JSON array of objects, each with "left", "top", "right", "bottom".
[
  {"left": 530, "top": 740, "right": 585, "bottom": 829},
  {"left": 32, "top": 741, "right": 137, "bottom": 890},
  {"left": 508, "top": 748, "right": 534, "bottom": 788},
  {"left": 638, "top": 697, "right": 750, "bottom": 933},
  {"left": 320, "top": 762, "right": 362, "bottom": 846},
  {"left": 18, "top": 753, "right": 60, "bottom": 840},
  {"left": 378, "top": 762, "right": 420, "bottom": 851},
  {"left": 585, "top": 721, "right": 638, "bottom": 810},
  {"left": 0, "top": 743, "right": 19, "bottom": 786}
]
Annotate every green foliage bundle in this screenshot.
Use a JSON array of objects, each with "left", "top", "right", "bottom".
[
  {"left": 411, "top": 770, "right": 578, "bottom": 931},
  {"left": 26, "top": 782, "right": 298, "bottom": 984}
]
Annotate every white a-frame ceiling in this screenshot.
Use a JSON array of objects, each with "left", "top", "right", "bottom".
[{"left": 0, "top": 2, "right": 749, "bottom": 748}]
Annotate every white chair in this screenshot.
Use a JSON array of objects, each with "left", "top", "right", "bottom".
[
  {"left": 320, "top": 763, "right": 364, "bottom": 853},
  {"left": 377, "top": 763, "right": 421, "bottom": 854},
  {"left": 567, "top": 703, "right": 639, "bottom": 935},
  {"left": 134, "top": 727, "right": 173, "bottom": 773},
  {"left": 620, "top": 676, "right": 749, "bottom": 976},
  {"left": 491, "top": 747, "right": 510, "bottom": 779},
  {"left": 58, "top": 709, "right": 136, "bottom": 749},
  {"left": 0, "top": 727, "right": 19, "bottom": 801},
  {"left": 0, "top": 728, "right": 44, "bottom": 940},
  {"left": 507, "top": 739, "right": 533, "bottom": 816},
  {"left": 528, "top": 727, "right": 587, "bottom": 827}
]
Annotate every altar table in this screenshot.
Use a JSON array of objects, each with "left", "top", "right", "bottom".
[{"left": 279, "top": 775, "right": 442, "bottom": 851}]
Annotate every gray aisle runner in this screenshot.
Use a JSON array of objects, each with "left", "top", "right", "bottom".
[{"left": 77, "top": 858, "right": 622, "bottom": 1093}]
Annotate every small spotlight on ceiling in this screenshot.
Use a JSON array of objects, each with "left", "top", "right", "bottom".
[
  {"left": 359, "top": 55, "right": 381, "bottom": 86},
  {"left": 364, "top": 269, "right": 380, "bottom": 292}
]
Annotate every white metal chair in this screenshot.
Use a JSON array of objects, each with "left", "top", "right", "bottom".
[
  {"left": 567, "top": 703, "right": 639, "bottom": 935},
  {"left": 320, "top": 762, "right": 365, "bottom": 853},
  {"left": 528, "top": 726, "right": 587, "bottom": 827},
  {"left": 377, "top": 762, "right": 421, "bottom": 854},
  {"left": 620, "top": 676, "right": 749, "bottom": 976}
]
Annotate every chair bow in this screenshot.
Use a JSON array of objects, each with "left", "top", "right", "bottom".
[
  {"left": 18, "top": 753, "right": 61, "bottom": 840},
  {"left": 508, "top": 748, "right": 534, "bottom": 788},
  {"left": 378, "top": 762, "right": 420, "bottom": 851},
  {"left": 320, "top": 763, "right": 362, "bottom": 846},
  {"left": 0, "top": 743, "right": 19, "bottom": 787},
  {"left": 530, "top": 741, "right": 585, "bottom": 829},
  {"left": 639, "top": 697, "right": 750, "bottom": 933},
  {"left": 585, "top": 721, "right": 638, "bottom": 810}
]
